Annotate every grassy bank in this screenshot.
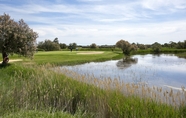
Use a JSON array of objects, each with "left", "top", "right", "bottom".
[
  {"left": 132, "top": 48, "right": 186, "bottom": 55},
  {"left": 175, "top": 52, "right": 186, "bottom": 58},
  {"left": 1, "top": 64, "right": 186, "bottom": 117}
]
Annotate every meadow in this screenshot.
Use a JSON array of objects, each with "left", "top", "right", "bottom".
[{"left": 0, "top": 50, "right": 186, "bottom": 118}]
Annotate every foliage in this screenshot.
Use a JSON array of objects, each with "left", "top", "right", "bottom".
[
  {"left": 0, "top": 13, "right": 38, "bottom": 62},
  {"left": 116, "top": 39, "right": 137, "bottom": 56},
  {"left": 137, "top": 43, "right": 147, "bottom": 50},
  {"left": 53, "top": 37, "right": 59, "bottom": 44},
  {"left": 162, "top": 40, "right": 186, "bottom": 49},
  {"left": 59, "top": 43, "right": 67, "bottom": 49},
  {"left": 90, "top": 43, "right": 97, "bottom": 48},
  {"left": 68, "top": 43, "right": 77, "bottom": 51},
  {"left": 37, "top": 39, "right": 61, "bottom": 51},
  {"left": 152, "top": 42, "right": 162, "bottom": 53}
]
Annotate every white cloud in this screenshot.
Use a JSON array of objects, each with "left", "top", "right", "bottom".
[
  {"left": 141, "top": 0, "right": 186, "bottom": 11},
  {"left": 1, "top": 0, "right": 186, "bottom": 45}
]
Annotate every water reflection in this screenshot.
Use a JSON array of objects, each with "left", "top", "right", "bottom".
[
  {"left": 116, "top": 58, "right": 138, "bottom": 69},
  {"left": 60, "top": 54, "right": 186, "bottom": 88}
]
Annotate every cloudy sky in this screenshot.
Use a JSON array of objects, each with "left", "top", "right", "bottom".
[{"left": 1, "top": 0, "right": 186, "bottom": 45}]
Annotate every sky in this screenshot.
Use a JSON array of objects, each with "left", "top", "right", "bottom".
[{"left": 0, "top": 0, "right": 186, "bottom": 45}]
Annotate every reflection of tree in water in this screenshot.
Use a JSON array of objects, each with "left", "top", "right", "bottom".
[{"left": 116, "top": 58, "right": 138, "bottom": 69}]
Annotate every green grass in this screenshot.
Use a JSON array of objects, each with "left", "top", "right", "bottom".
[
  {"left": 175, "top": 52, "right": 186, "bottom": 58},
  {"left": 19, "top": 51, "right": 122, "bottom": 65},
  {"left": 0, "top": 51, "right": 186, "bottom": 117},
  {"left": 3, "top": 110, "right": 75, "bottom": 118},
  {"left": 1, "top": 64, "right": 185, "bottom": 118}
]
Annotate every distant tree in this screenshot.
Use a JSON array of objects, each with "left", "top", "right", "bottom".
[
  {"left": 72, "top": 43, "right": 77, "bottom": 49},
  {"left": 169, "top": 41, "right": 177, "bottom": 48},
  {"left": 59, "top": 43, "right": 67, "bottom": 49},
  {"left": 152, "top": 42, "right": 162, "bottom": 53},
  {"left": 90, "top": 43, "right": 97, "bottom": 48},
  {"left": 137, "top": 44, "right": 147, "bottom": 50},
  {"left": 37, "top": 39, "right": 60, "bottom": 51},
  {"left": 163, "top": 43, "right": 169, "bottom": 48},
  {"left": 68, "top": 43, "right": 77, "bottom": 51},
  {"left": 0, "top": 13, "right": 38, "bottom": 64},
  {"left": 177, "top": 41, "right": 184, "bottom": 49},
  {"left": 184, "top": 40, "right": 186, "bottom": 49},
  {"left": 53, "top": 37, "right": 59, "bottom": 44},
  {"left": 116, "top": 39, "right": 137, "bottom": 58},
  {"left": 68, "top": 43, "right": 73, "bottom": 52}
]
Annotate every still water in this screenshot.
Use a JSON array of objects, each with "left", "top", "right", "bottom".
[{"left": 61, "top": 54, "right": 186, "bottom": 89}]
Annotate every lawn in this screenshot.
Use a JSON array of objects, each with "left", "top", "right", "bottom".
[{"left": 33, "top": 51, "right": 121, "bottom": 65}]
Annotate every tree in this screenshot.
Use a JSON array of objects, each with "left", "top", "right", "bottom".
[
  {"left": 68, "top": 43, "right": 77, "bottom": 52},
  {"left": 152, "top": 42, "right": 162, "bottom": 53},
  {"left": 169, "top": 41, "right": 177, "bottom": 48},
  {"left": 137, "top": 43, "right": 147, "bottom": 50},
  {"left": 72, "top": 43, "right": 77, "bottom": 49},
  {"left": 53, "top": 37, "right": 59, "bottom": 44},
  {"left": 59, "top": 43, "right": 67, "bottom": 49},
  {"left": 0, "top": 13, "right": 38, "bottom": 64},
  {"left": 90, "top": 43, "right": 97, "bottom": 48},
  {"left": 37, "top": 39, "right": 60, "bottom": 51},
  {"left": 116, "top": 39, "right": 137, "bottom": 57}
]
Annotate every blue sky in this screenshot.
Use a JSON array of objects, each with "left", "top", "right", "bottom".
[{"left": 1, "top": 0, "right": 186, "bottom": 45}]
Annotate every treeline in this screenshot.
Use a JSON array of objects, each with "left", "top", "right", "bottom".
[
  {"left": 37, "top": 38, "right": 76, "bottom": 51},
  {"left": 37, "top": 38, "right": 116, "bottom": 51},
  {"left": 37, "top": 38, "right": 186, "bottom": 52}
]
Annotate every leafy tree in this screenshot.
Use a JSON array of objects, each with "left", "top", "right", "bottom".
[
  {"left": 163, "top": 43, "right": 169, "bottom": 48},
  {"left": 37, "top": 39, "right": 60, "bottom": 51},
  {"left": 152, "top": 42, "right": 162, "bottom": 53},
  {"left": 53, "top": 37, "right": 59, "bottom": 44},
  {"left": 59, "top": 43, "right": 67, "bottom": 49},
  {"left": 177, "top": 41, "right": 184, "bottom": 49},
  {"left": 72, "top": 43, "right": 77, "bottom": 49},
  {"left": 0, "top": 13, "right": 38, "bottom": 64},
  {"left": 68, "top": 43, "right": 77, "bottom": 51},
  {"left": 116, "top": 39, "right": 137, "bottom": 57},
  {"left": 137, "top": 43, "right": 147, "bottom": 50},
  {"left": 90, "top": 43, "right": 97, "bottom": 48},
  {"left": 184, "top": 40, "right": 186, "bottom": 49},
  {"left": 169, "top": 41, "right": 177, "bottom": 48}
]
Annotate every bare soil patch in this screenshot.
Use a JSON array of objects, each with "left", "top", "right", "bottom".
[{"left": 77, "top": 51, "right": 104, "bottom": 55}]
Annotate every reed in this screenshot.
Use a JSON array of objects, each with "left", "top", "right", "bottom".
[{"left": 1, "top": 63, "right": 186, "bottom": 117}]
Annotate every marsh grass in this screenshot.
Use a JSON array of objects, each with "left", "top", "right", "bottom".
[
  {"left": 176, "top": 52, "right": 186, "bottom": 58},
  {"left": 1, "top": 63, "right": 185, "bottom": 118}
]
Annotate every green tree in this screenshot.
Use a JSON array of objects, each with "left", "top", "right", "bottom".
[
  {"left": 0, "top": 13, "right": 38, "bottom": 64},
  {"left": 68, "top": 43, "right": 77, "bottom": 52},
  {"left": 116, "top": 39, "right": 137, "bottom": 57},
  {"left": 53, "top": 37, "right": 59, "bottom": 44},
  {"left": 152, "top": 42, "right": 162, "bottom": 53},
  {"left": 137, "top": 43, "right": 147, "bottom": 50},
  {"left": 59, "top": 43, "right": 67, "bottom": 49},
  {"left": 37, "top": 40, "right": 60, "bottom": 51},
  {"left": 169, "top": 41, "right": 177, "bottom": 48},
  {"left": 90, "top": 43, "right": 97, "bottom": 48}
]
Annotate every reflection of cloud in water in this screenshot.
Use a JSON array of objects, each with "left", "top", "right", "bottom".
[{"left": 116, "top": 58, "right": 138, "bottom": 69}]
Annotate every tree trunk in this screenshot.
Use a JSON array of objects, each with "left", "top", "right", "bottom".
[{"left": 2, "top": 48, "right": 9, "bottom": 64}]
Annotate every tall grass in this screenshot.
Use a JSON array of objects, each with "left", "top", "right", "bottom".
[{"left": 1, "top": 63, "right": 186, "bottom": 118}]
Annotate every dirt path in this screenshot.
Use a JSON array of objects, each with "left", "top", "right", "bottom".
[
  {"left": 9, "top": 59, "right": 23, "bottom": 62},
  {"left": 2, "top": 59, "right": 23, "bottom": 63}
]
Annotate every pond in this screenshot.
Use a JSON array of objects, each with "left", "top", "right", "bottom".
[{"left": 61, "top": 54, "right": 186, "bottom": 90}]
